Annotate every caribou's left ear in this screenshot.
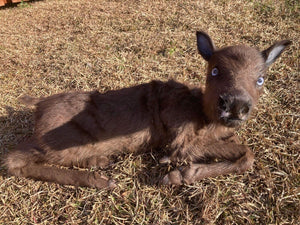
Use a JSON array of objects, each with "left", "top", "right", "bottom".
[
  {"left": 261, "top": 40, "right": 291, "bottom": 67},
  {"left": 196, "top": 31, "right": 216, "bottom": 61}
]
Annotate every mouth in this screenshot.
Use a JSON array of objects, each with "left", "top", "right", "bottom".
[
  {"left": 218, "top": 109, "right": 248, "bottom": 127},
  {"left": 220, "top": 117, "right": 244, "bottom": 127}
]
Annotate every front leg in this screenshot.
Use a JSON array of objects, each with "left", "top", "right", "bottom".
[{"left": 161, "top": 139, "right": 254, "bottom": 185}]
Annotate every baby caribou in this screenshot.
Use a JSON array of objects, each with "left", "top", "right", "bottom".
[{"left": 5, "top": 31, "right": 291, "bottom": 188}]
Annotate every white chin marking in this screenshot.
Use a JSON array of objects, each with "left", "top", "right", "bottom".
[{"left": 220, "top": 111, "right": 231, "bottom": 118}]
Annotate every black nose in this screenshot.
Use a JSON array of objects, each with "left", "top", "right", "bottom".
[{"left": 219, "top": 94, "right": 252, "bottom": 125}]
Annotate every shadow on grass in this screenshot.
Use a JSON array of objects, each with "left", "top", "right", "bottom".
[{"left": 0, "top": 106, "right": 34, "bottom": 176}]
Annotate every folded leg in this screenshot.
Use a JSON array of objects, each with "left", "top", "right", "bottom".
[{"left": 161, "top": 137, "right": 254, "bottom": 185}]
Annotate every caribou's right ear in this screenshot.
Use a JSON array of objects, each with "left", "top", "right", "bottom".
[
  {"left": 261, "top": 40, "right": 292, "bottom": 67},
  {"left": 196, "top": 31, "right": 216, "bottom": 61}
]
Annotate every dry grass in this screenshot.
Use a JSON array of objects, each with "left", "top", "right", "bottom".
[{"left": 0, "top": 0, "right": 299, "bottom": 224}]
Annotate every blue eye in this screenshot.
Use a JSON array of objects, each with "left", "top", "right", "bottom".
[
  {"left": 257, "top": 77, "right": 264, "bottom": 86},
  {"left": 211, "top": 67, "right": 218, "bottom": 76}
]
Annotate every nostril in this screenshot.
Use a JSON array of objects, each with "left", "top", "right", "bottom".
[
  {"left": 219, "top": 95, "right": 229, "bottom": 111},
  {"left": 238, "top": 101, "right": 252, "bottom": 118},
  {"left": 240, "top": 104, "right": 250, "bottom": 115}
]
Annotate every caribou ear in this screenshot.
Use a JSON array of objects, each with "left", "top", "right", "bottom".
[
  {"left": 261, "top": 40, "right": 291, "bottom": 67},
  {"left": 196, "top": 31, "right": 216, "bottom": 61}
]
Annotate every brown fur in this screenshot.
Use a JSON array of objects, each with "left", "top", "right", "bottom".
[{"left": 5, "top": 31, "right": 291, "bottom": 188}]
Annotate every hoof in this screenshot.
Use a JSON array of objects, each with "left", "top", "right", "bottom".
[
  {"left": 108, "top": 179, "right": 117, "bottom": 189},
  {"left": 159, "top": 156, "right": 171, "bottom": 164},
  {"left": 161, "top": 174, "right": 171, "bottom": 185},
  {"left": 161, "top": 170, "right": 183, "bottom": 185},
  {"left": 91, "top": 173, "right": 113, "bottom": 189}
]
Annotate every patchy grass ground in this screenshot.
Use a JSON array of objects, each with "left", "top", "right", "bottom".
[{"left": 0, "top": 0, "right": 299, "bottom": 224}]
